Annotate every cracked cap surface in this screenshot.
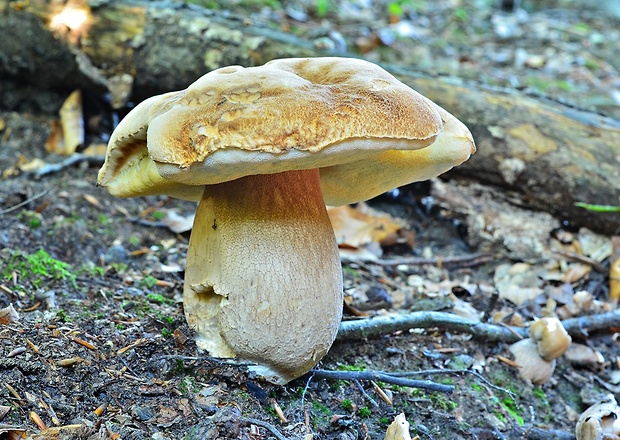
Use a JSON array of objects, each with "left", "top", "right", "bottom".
[{"left": 98, "top": 57, "right": 475, "bottom": 205}]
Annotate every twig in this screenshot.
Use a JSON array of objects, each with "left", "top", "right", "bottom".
[
  {"left": 391, "top": 369, "right": 516, "bottom": 399},
  {"left": 561, "top": 309, "right": 620, "bottom": 337},
  {"left": 552, "top": 249, "right": 607, "bottom": 273},
  {"left": 32, "top": 154, "right": 105, "bottom": 178},
  {"left": 338, "top": 309, "right": 620, "bottom": 343},
  {"left": 342, "top": 252, "right": 492, "bottom": 268},
  {"left": 337, "top": 311, "right": 528, "bottom": 343},
  {"left": 300, "top": 372, "right": 314, "bottom": 408},
  {"left": 241, "top": 417, "right": 287, "bottom": 440},
  {"left": 310, "top": 368, "right": 454, "bottom": 394},
  {"left": 0, "top": 190, "right": 48, "bottom": 215},
  {"left": 353, "top": 379, "right": 379, "bottom": 407}
]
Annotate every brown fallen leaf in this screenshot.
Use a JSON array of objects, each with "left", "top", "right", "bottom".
[
  {"left": 44, "top": 120, "right": 63, "bottom": 154},
  {"left": 58, "top": 90, "right": 84, "bottom": 155},
  {"left": 83, "top": 194, "right": 103, "bottom": 210},
  {"left": 328, "top": 204, "right": 403, "bottom": 249},
  {"left": 0, "top": 304, "right": 19, "bottom": 325}
]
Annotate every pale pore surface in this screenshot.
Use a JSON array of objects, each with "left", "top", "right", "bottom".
[{"left": 183, "top": 169, "right": 343, "bottom": 384}]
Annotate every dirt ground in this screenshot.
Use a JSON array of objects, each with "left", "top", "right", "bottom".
[{"left": 2, "top": 0, "right": 620, "bottom": 439}]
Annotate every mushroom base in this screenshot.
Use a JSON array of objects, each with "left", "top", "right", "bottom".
[{"left": 183, "top": 169, "right": 344, "bottom": 384}]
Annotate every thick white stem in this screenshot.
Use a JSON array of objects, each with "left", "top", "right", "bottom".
[{"left": 184, "top": 169, "right": 343, "bottom": 384}]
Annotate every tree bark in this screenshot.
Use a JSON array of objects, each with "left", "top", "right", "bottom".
[{"left": 1, "top": 0, "right": 620, "bottom": 234}]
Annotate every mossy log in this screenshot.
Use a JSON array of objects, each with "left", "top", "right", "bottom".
[{"left": 1, "top": 0, "right": 619, "bottom": 233}]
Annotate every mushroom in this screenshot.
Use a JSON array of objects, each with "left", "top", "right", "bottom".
[
  {"left": 509, "top": 317, "right": 571, "bottom": 384},
  {"left": 97, "top": 57, "right": 475, "bottom": 384},
  {"left": 576, "top": 395, "right": 620, "bottom": 440},
  {"left": 529, "top": 317, "right": 572, "bottom": 361},
  {"left": 509, "top": 338, "right": 556, "bottom": 385}
]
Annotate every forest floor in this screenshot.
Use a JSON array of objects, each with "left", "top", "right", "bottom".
[{"left": 1, "top": 0, "right": 620, "bottom": 439}]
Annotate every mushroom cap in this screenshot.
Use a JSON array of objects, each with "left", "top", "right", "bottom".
[
  {"left": 509, "top": 338, "right": 556, "bottom": 385},
  {"left": 97, "top": 57, "right": 475, "bottom": 204},
  {"left": 529, "top": 317, "right": 572, "bottom": 361},
  {"left": 576, "top": 396, "right": 620, "bottom": 440}
]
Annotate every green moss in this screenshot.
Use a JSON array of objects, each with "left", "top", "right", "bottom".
[
  {"left": 141, "top": 276, "right": 159, "bottom": 289},
  {"left": 501, "top": 397, "right": 525, "bottom": 426},
  {"left": 56, "top": 309, "right": 71, "bottom": 322},
  {"left": 340, "top": 399, "right": 354, "bottom": 410},
  {"left": 1, "top": 248, "right": 77, "bottom": 290},
  {"left": 357, "top": 406, "right": 371, "bottom": 417},
  {"left": 146, "top": 293, "right": 173, "bottom": 305},
  {"left": 152, "top": 210, "right": 166, "bottom": 221},
  {"left": 178, "top": 376, "right": 200, "bottom": 395},
  {"left": 337, "top": 363, "right": 367, "bottom": 372},
  {"left": 18, "top": 210, "right": 42, "bottom": 229}
]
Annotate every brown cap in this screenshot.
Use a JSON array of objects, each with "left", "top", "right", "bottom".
[
  {"left": 97, "top": 57, "right": 474, "bottom": 203},
  {"left": 509, "top": 338, "right": 556, "bottom": 385},
  {"left": 529, "top": 317, "right": 572, "bottom": 361}
]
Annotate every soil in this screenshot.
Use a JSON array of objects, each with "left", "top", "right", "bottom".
[{"left": 1, "top": 0, "right": 620, "bottom": 439}]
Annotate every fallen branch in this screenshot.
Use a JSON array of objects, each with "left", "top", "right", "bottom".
[
  {"left": 0, "top": 190, "right": 48, "bottom": 215},
  {"left": 337, "top": 309, "right": 620, "bottom": 343},
  {"left": 342, "top": 253, "right": 492, "bottom": 269},
  {"left": 337, "top": 311, "right": 528, "bottom": 343},
  {"left": 552, "top": 249, "right": 607, "bottom": 273},
  {"left": 561, "top": 309, "right": 620, "bottom": 337},
  {"left": 240, "top": 417, "right": 287, "bottom": 440},
  {"left": 309, "top": 368, "right": 454, "bottom": 395}
]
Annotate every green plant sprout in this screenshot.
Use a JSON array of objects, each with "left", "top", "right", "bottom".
[
  {"left": 1, "top": 248, "right": 77, "bottom": 289},
  {"left": 575, "top": 198, "right": 620, "bottom": 212}
]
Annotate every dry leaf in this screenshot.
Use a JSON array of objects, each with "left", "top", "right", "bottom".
[
  {"left": 58, "top": 90, "right": 84, "bottom": 155},
  {"left": 16, "top": 153, "right": 46, "bottom": 173},
  {"left": 576, "top": 396, "right": 620, "bottom": 440},
  {"left": 384, "top": 413, "right": 411, "bottom": 440},
  {"left": 83, "top": 194, "right": 103, "bottom": 210},
  {"left": 82, "top": 143, "right": 108, "bottom": 156},
  {"left": 107, "top": 73, "right": 134, "bottom": 109},
  {"left": 160, "top": 210, "right": 195, "bottom": 234},
  {"left": 45, "top": 119, "right": 63, "bottom": 153},
  {"left": 328, "top": 204, "right": 402, "bottom": 249},
  {"left": 565, "top": 343, "right": 603, "bottom": 366},
  {"left": 494, "top": 263, "right": 544, "bottom": 306},
  {"left": 0, "top": 304, "right": 19, "bottom": 325}
]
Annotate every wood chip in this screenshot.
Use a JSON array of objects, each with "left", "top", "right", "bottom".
[
  {"left": 117, "top": 338, "right": 147, "bottom": 355},
  {"left": 56, "top": 357, "right": 84, "bottom": 367},
  {"left": 4, "top": 383, "right": 24, "bottom": 406},
  {"left": 6, "top": 347, "right": 26, "bottom": 358},
  {"left": 30, "top": 411, "right": 47, "bottom": 430},
  {"left": 272, "top": 399, "right": 287, "bottom": 423},
  {"left": 371, "top": 381, "right": 393, "bottom": 405},
  {"left": 26, "top": 339, "right": 40, "bottom": 354},
  {"left": 496, "top": 354, "right": 519, "bottom": 367},
  {"left": 72, "top": 337, "right": 96, "bottom": 350},
  {"left": 93, "top": 403, "right": 107, "bottom": 417},
  {"left": 83, "top": 194, "right": 103, "bottom": 210}
]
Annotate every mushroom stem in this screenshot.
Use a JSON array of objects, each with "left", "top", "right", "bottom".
[{"left": 184, "top": 169, "right": 344, "bottom": 384}]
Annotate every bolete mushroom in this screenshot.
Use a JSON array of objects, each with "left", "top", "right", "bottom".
[
  {"left": 509, "top": 317, "right": 571, "bottom": 384},
  {"left": 529, "top": 317, "right": 572, "bottom": 361},
  {"left": 97, "top": 57, "right": 475, "bottom": 384}
]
